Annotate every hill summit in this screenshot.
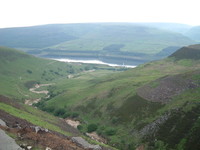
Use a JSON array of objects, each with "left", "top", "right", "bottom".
[{"left": 169, "top": 44, "right": 200, "bottom": 60}]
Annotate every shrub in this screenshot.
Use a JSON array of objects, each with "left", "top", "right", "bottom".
[
  {"left": 71, "top": 112, "right": 79, "bottom": 118},
  {"left": 111, "top": 117, "right": 119, "bottom": 124},
  {"left": 27, "top": 69, "right": 32, "bottom": 74},
  {"left": 33, "top": 101, "right": 44, "bottom": 109},
  {"left": 87, "top": 124, "right": 98, "bottom": 133},
  {"left": 63, "top": 112, "right": 71, "bottom": 118},
  {"left": 105, "top": 128, "right": 117, "bottom": 136},
  {"left": 77, "top": 125, "right": 83, "bottom": 131},
  {"left": 54, "top": 108, "right": 66, "bottom": 117},
  {"left": 24, "top": 81, "right": 39, "bottom": 89},
  {"left": 45, "top": 106, "right": 55, "bottom": 113},
  {"left": 154, "top": 140, "right": 167, "bottom": 150}
]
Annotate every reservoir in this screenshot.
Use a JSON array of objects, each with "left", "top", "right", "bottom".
[{"left": 53, "top": 58, "right": 136, "bottom": 68}]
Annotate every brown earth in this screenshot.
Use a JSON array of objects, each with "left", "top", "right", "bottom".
[
  {"left": 0, "top": 110, "right": 85, "bottom": 150},
  {"left": 65, "top": 119, "right": 81, "bottom": 128},
  {"left": 0, "top": 95, "right": 80, "bottom": 136}
]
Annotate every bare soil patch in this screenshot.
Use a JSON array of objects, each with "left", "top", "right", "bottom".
[{"left": 65, "top": 119, "right": 80, "bottom": 128}]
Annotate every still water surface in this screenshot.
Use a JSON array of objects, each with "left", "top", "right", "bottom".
[{"left": 53, "top": 58, "right": 136, "bottom": 68}]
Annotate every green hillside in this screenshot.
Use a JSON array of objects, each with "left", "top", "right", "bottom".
[
  {"left": 0, "top": 46, "right": 119, "bottom": 150},
  {"left": 0, "top": 46, "right": 118, "bottom": 100},
  {"left": 1, "top": 45, "right": 200, "bottom": 149},
  {"left": 170, "top": 45, "right": 200, "bottom": 60},
  {"left": 36, "top": 45, "right": 200, "bottom": 149},
  {"left": 50, "top": 24, "right": 194, "bottom": 54},
  {"left": 0, "top": 25, "right": 77, "bottom": 48}
]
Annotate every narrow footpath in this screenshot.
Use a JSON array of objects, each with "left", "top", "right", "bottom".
[{"left": 25, "top": 83, "right": 53, "bottom": 105}]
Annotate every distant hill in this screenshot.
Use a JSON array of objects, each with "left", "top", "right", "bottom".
[
  {"left": 0, "top": 25, "right": 77, "bottom": 48},
  {"left": 0, "top": 23, "right": 195, "bottom": 54},
  {"left": 170, "top": 44, "right": 200, "bottom": 60},
  {"left": 185, "top": 26, "right": 200, "bottom": 41},
  {"left": 0, "top": 23, "right": 196, "bottom": 66},
  {"left": 49, "top": 24, "right": 194, "bottom": 54},
  {"left": 137, "top": 22, "right": 192, "bottom": 34},
  {"left": 155, "top": 46, "right": 180, "bottom": 58}
]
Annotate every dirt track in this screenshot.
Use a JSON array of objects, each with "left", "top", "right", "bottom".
[{"left": 25, "top": 83, "right": 53, "bottom": 105}]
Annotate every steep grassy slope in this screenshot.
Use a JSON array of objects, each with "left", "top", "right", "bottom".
[
  {"left": 0, "top": 47, "right": 74, "bottom": 99},
  {"left": 170, "top": 45, "right": 200, "bottom": 60},
  {"left": 0, "top": 46, "right": 117, "bottom": 100},
  {"left": 37, "top": 45, "right": 200, "bottom": 149},
  {"left": 0, "top": 95, "right": 78, "bottom": 136},
  {"left": 0, "top": 96, "right": 116, "bottom": 150}
]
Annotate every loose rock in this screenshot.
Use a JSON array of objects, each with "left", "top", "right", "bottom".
[{"left": 72, "top": 137, "right": 101, "bottom": 150}]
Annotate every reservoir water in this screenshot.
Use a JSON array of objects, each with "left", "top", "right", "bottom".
[{"left": 53, "top": 58, "right": 136, "bottom": 68}]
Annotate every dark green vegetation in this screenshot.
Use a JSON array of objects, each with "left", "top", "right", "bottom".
[
  {"left": 1, "top": 45, "right": 200, "bottom": 150},
  {"left": 87, "top": 124, "right": 98, "bottom": 133},
  {"left": 0, "top": 23, "right": 197, "bottom": 65}
]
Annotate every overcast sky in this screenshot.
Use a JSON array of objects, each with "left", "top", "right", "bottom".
[{"left": 0, "top": 0, "right": 199, "bottom": 28}]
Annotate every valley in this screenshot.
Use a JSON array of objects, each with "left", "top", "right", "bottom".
[{"left": 0, "top": 23, "right": 200, "bottom": 150}]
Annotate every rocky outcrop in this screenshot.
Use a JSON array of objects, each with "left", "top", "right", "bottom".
[
  {"left": 137, "top": 73, "right": 200, "bottom": 103},
  {"left": 0, "top": 128, "right": 23, "bottom": 150},
  {"left": 0, "top": 118, "right": 7, "bottom": 127},
  {"left": 72, "top": 137, "right": 102, "bottom": 150},
  {"left": 30, "top": 126, "right": 49, "bottom": 133},
  {"left": 138, "top": 112, "right": 171, "bottom": 137}
]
